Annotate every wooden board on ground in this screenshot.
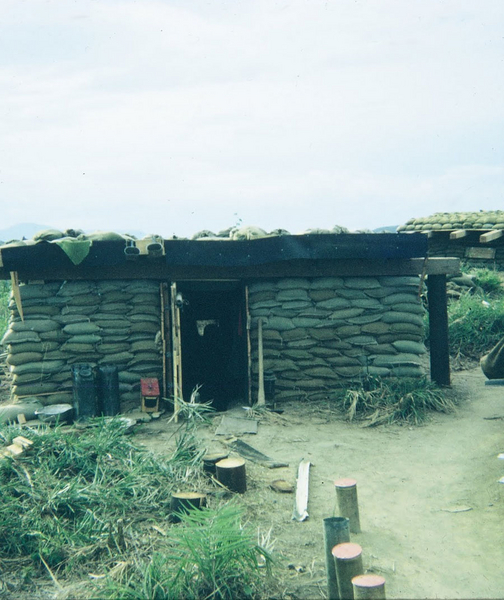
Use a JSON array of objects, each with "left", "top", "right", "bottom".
[
  {"left": 226, "top": 438, "right": 288, "bottom": 468},
  {"left": 215, "top": 415, "right": 258, "bottom": 436}
]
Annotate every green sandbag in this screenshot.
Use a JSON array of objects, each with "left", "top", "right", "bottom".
[
  {"left": 13, "top": 382, "right": 59, "bottom": 396},
  {"left": 382, "top": 312, "right": 424, "bottom": 327},
  {"left": 63, "top": 322, "right": 101, "bottom": 335},
  {"left": 66, "top": 334, "right": 102, "bottom": 344},
  {"left": 6, "top": 352, "right": 44, "bottom": 366},
  {"left": 11, "top": 319, "right": 60, "bottom": 333},
  {"left": 10, "top": 360, "right": 65, "bottom": 375},
  {"left": 0, "top": 400, "right": 43, "bottom": 423},
  {"left": 382, "top": 293, "right": 420, "bottom": 305},
  {"left": 96, "top": 343, "right": 131, "bottom": 354},
  {"left": 309, "top": 277, "right": 345, "bottom": 290},
  {"left": 316, "top": 297, "right": 351, "bottom": 310},
  {"left": 392, "top": 340, "right": 427, "bottom": 354},
  {"left": 263, "top": 317, "right": 295, "bottom": 331},
  {"left": 2, "top": 330, "right": 41, "bottom": 345},
  {"left": 344, "top": 277, "right": 381, "bottom": 289}
]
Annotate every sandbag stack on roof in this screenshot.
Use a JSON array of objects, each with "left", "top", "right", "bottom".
[
  {"left": 248, "top": 276, "right": 427, "bottom": 402},
  {"left": 1, "top": 280, "right": 162, "bottom": 408},
  {"left": 398, "top": 211, "right": 504, "bottom": 232}
]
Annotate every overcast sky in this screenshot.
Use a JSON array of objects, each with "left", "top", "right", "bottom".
[{"left": 0, "top": 0, "right": 502, "bottom": 238}]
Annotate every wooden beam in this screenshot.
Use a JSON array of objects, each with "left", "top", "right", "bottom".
[
  {"left": 450, "top": 229, "right": 468, "bottom": 240},
  {"left": 427, "top": 274, "right": 451, "bottom": 386},
  {"left": 0, "top": 257, "right": 460, "bottom": 282},
  {"left": 480, "top": 230, "right": 504, "bottom": 243}
]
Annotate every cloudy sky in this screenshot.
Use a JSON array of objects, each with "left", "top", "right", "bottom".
[{"left": 0, "top": 0, "right": 502, "bottom": 238}]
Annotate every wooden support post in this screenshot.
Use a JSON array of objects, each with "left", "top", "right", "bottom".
[
  {"left": 257, "top": 318, "right": 266, "bottom": 405},
  {"left": 427, "top": 274, "right": 451, "bottom": 386},
  {"left": 334, "top": 478, "right": 361, "bottom": 534},
  {"left": 352, "top": 574, "right": 386, "bottom": 599},
  {"left": 323, "top": 517, "right": 350, "bottom": 600},
  {"left": 216, "top": 457, "right": 247, "bottom": 493},
  {"left": 170, "top": 492, "right": 206, "bottom": 522},
  {"left": 332, "top": 543, "right": 364, "bottom": 600}
]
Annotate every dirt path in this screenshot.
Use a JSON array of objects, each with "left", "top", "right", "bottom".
[{"left": 137, "top": 367, "right": 504, "bottom": 599}]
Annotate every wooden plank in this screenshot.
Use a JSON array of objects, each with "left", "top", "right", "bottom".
[
  {"left": 170, "top": 283, "right": 182, "bottom": 421},
  {"left": 450, "top": 229, "right": 468, "bottom": 240},
  {"left": 245, "top": 286, "right": 252, "bottom": 406},
  {"left": 427, "top": 274, "right": 450, "bottom": 386},
  {"left": 292, "top": 459, "right": 311, "bottom": 522},
  {"left": 10, "top": 271, "right": 24, "bottom": 321},
  {"left": 480, "top": 230, "right": 503, "bottom": 243},
  {"left": 0, "top": 257, "right": 461, "bottom": 282},
  {"left": 465, "top": 247, "right": 496, "bottom": 259}
]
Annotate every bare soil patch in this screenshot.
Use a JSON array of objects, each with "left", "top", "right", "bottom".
[{"left": 135, "top": 367, "right": 504, "bottom": 599}]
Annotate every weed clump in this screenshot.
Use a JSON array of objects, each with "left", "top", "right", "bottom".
[{"left": 337, "top": 376, "right": 454, "bottom": 426}]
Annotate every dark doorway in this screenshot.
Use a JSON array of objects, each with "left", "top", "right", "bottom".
[{"left": 177, "top": 282, "right": 247, "bottom": 411}]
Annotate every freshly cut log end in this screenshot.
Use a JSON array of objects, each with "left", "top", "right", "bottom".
[
  {"left": 352, "top": 574, "right": 386, "bottom": 599},
  {"left": 216, "top": 457, "right": 247, "bottom": 493},
  {"left": 332, "top": 542, "right": 364, "bottom": 600},
  {"left": 170, "top": 492, "right": 206, "bottom": 522}
]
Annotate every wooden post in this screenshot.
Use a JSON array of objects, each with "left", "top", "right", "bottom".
[
  {"left": 215, "top": 457, "right": 247, "bottom": 493},
  {"left": 334, "top": 478, "right": 361, "bottom": 534},
  {"left": 427, "top": 274, "right": 451, "bottom": 386},
  {"left": 352, "top": 574, "right": 386, "bottom": 599},
  {"left": 257, "top": 318, "right": 265, "bottom": 405},
  {"left": 332, "top": 542, "right": 364, "bottom": 600},
  {"left": 170, "top": 492, "right": 206, "bottom": 522},
  {"left": 323, "top": 517, "right": 350, "bottom": 600}
]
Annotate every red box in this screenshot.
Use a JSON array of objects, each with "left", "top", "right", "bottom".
[{"left": 141, "top": 378, "right": 160, "bottom": 396}]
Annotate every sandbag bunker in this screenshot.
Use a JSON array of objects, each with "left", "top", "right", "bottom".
[
  {"left": 0, "top": 228, "right": 460, "bottom": 414},
  {"left": 1, "top": 280, "right": 162, "bottom": 409}
]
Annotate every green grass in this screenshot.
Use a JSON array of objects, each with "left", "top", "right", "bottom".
[
  {"left": 101, "top": 502, "right": 272, "bottom": 600},
  {"left": 446, "top": 293, "right": 504, "bottom": 362},
  {"left": 335, "top": 376, "right": 454, "bottom": 426},
  {"left": 468, "top": 268, "right": 504, "bottom": 298},
  {"left": 0, "top": 410, "right": 273, "bottom": 598},
  {"left": 0, "top": 280, "right": 10, "bottom": 338}
]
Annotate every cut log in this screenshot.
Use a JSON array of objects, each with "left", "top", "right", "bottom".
[
  {"left": 202, "top": 452, "right": 229, "bottom": 475},
  {"left": 332, "top": 542, "right": 364, "bottom": 600},
  {"left": 215, "top": 457, "right": 247, "bottom": 493},
  {"left": 352, "top": 574, "right": 386, "bottom": 599},
  {"left": 170, "top": 491, "right": 207, "bottom": 522},
  {"left": 334, "top": 478, "right": 361, "bottom": 533},
  {"left": 323, "top": 517, "right": 350, "bottom": 600}
]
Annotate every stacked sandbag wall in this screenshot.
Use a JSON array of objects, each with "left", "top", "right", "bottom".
[
  {"left": 249, "top": 276, "right": 427, "bottom": 402},
  {"left": 1, "top": 280, "right": 162, "bottom": 408}
]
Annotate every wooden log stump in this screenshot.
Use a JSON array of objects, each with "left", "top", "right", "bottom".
[
  {"left": 334, "top": 478, "right": 361, "bottom": 533},
  {"left": 170, "top": 492, "right": 206, "bottom": 522},
  {"left": 215, "top": 457, "right": 247, "bottom": 493},
  {"left": 332, "top": 542, "right": 364, "bottom": 600},
  {"left": 323, "top": 517, "right": 350, "bottom": 600},
  {"left": 352, "top": 574, "right": 386, "bottom": 599},
  {"left": 202, "top": 452, "right": 229, "bottom": 476}
]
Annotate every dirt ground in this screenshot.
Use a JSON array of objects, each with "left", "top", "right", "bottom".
[{"left": 135, "top": 366, "right": 504, "bottom": 600}]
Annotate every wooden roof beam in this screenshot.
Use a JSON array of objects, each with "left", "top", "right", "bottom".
[
  {"left": 450, "top": 229, "right": 468, "bottom": 240},
  {"left": 480, "top": 230, "right": 503, "bottom": 243}
]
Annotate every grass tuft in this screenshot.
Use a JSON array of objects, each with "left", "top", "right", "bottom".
[{"left": 335, "top": 376, "right": 454, "bottom": 426}]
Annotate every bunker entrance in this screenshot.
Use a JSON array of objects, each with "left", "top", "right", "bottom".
[{"left": 175, "top": 281, "right": 248, "bottom": 411}]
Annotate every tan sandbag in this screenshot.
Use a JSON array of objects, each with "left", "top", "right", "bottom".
[{"left": 481, "top": 337, "right": 504, "bottom": 379}]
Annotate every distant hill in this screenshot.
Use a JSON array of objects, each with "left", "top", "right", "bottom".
[
  {"left": 373, "top": 225, "right": 399, "bottom": 233},
  {"left": 0, "top": 223, "right": 50, "bottom": 243}
]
